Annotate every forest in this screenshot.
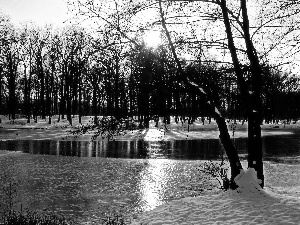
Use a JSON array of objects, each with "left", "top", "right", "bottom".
[{"left": 0, "top": 1, "right": 299, "bottom": 129}]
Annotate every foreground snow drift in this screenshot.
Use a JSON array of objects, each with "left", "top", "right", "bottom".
[
  {"left": 133, "top": 188, "right": 300, "bottom": 225},
  {"left": 133, "top": 168, "right": 300, "bottom": 224}
]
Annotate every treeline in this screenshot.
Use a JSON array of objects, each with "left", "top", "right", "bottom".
[{"left": 0, "top": 14, "right": 299, "bottom": 127}]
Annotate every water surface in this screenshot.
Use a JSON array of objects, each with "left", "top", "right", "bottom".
[
  {"left": 1, "top": 135, "right": 300, "bottom": 224},
  {"left": 0, "top": 154, "right": 210, "bottom": 224},
  {"left": 0, "top": 135, "right": 300, "bottom": 159}
]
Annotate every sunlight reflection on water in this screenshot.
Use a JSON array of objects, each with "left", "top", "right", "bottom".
[
  {"left": 138, "top": 159, "right": 176, "bottom": 211},
  {"left": 0, "top": 153, "right": 209, "bottom": 224}
]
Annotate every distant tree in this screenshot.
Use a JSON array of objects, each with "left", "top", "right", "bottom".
[
  {"left": 0, "top": 14, "right": 10, "bottom": 116},
  {"left": 0, "top": 18, "right": 21, "bottom": 120},
  {"left": 34, "top": 28, "right": 50, "bottom": 120},
  {"left": 19, "top": 24, "right": 37, "bottom": 123},
  {"left": 51, "top": 26, "right": 90, "bottom": 125}
]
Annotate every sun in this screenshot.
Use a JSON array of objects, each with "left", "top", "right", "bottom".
[{"left": 143, "top": 30, "right": 161, "bottom": 48}]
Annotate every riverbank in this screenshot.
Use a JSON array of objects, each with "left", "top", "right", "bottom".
[{"left": 0, "top": 115, "right": 299, "bottom": 141}]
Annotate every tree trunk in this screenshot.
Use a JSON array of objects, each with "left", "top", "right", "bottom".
[
  {"left": 240, "top": 0, "right": 264, "bottom": 187},
  {"left": 60, "top": 68, "right": 66, "bottom": 120},
  {"left": 158, "top": 0, "right": 243, "bottom": 188},
  {"left": 248, "top": 108, "right": 264, "bottom": 186},
  {"left": 78, "top": 72, "right": 82, "bottom": 124},
  {"left": 66, "top": 79, "right": 72, "bottom": 126},
  {"left": 46, "top": 72, "right": 52, "bottom": 124},
  {"left": 27, "top": 59, "right": 33, "bottom": 123},
  {"left": 0, "top": 67, "right": 2, "bottom": 117},
  {"left": 189, "top": 81, "right": 243, "bottom": 188},
  {"left": 218, "top": 0, "right": 265, "bottom": 187},
  {"left": 8, "top": 55, "right": 17, "bottom": 120},
  {"left": 215, "top": 114, "right": 242, "bottom": 189},
  {"left": 114, "top": 56, "right": 120, "bottom": 119},
  {"left": 37, "top": 53, "right": 46, "bottom": 120},
  {"left": 92, "top": 81, "right": 98, "bottom": 125},
  {"left": 24, "top": 66, "right": 29, "bottom": 123}
]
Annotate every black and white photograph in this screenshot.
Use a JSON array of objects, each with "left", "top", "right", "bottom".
[{"left": 0, "top": 0, "right": 300, "bottom": 224}]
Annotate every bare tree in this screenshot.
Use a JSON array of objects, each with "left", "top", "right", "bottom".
[
  {"left": 158, "top": 0, "right": 242, "bottom": 189},
  {"left": 0, "top": 18, "right": 21, "bottom": 120}
]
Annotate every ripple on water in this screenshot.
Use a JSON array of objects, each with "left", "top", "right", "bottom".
[
  {"left": 0, "top": 154, "right": 214, "bottom": 223},
  {"left": 2, "top": 153, "right": 299, "bottom": 224}
]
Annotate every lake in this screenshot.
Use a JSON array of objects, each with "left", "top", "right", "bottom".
[
  {"left": 0, "top": 135, "right": 300, "bottom": 224},
  {"left": 0, "top": 135, "right": 300, "bottom": 159}
]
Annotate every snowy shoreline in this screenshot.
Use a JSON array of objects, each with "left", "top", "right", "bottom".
[{"left": 0, "top": 115, "right": 299, "bottom": 142}]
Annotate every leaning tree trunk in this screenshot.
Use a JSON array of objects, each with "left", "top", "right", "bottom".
[
  {"left": 188, "top": 80, "right": 243, "bottom": 189},
  {"left": 158, "top": 0, "right": 243, "bottom": 188}
]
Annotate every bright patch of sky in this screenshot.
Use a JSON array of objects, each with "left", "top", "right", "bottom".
[
  {"left": 143, "top": 30, "right": 161, "bottom": 48},
  {"left": 0, "top": 0, "right": 71, "bottom": 27}
]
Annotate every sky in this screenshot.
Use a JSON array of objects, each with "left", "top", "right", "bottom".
[
  {"left": 0, "top": 0, "right": 71, "bottom": 27},
  {"left": 0, "top": 0, "right": 298, "bottom": 74}
]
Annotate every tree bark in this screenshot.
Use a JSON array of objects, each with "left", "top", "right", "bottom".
[
  {"left": 0, "top": 67, "right": 2, "bottom": 116},
  {"left": 219, "top": 0, "right": 264, "bottom": 187},
  {"left": 8, "top": 54, "right": 17, "bottom": 120},
  {"left": 158, "top": 0, "right": 243, "bottom": 188},
  {"left": 240, "top": 0, "right": 264, "bottom": 187},
  {"left": 78, "top": 68, "right": 82, "bottom": 124},
  {"left": 37, "top": 52, "right": 46, "bottom": 120},
  {"left": 114, "top": 55, "right": 120, "bottom": 119}
]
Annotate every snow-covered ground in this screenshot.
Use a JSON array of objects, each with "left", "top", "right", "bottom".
[
  {"left": 0, "top": 115, "right": 298, "bottom": 141},
  {"left": 133, "top": 166, "right": 300, "bottom": 225},
  {"left": 132, "top": 188, "right": 300, "bottom": 224}
]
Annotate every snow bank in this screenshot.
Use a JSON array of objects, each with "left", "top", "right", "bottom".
[
  {"left": 234, "top": 168, "right": 263, "bottom": 194},
  {"left": 133, "top": 188, "right": 300, "bottom": 224},
  {"left": 133, "top": 168, "right": 300, "bottom": 224}
]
